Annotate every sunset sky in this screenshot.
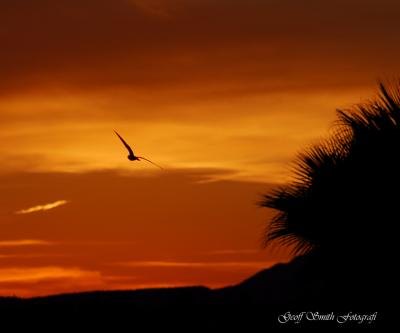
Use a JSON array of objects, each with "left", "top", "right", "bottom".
[{"left": 1, "top": 0, "right": 400, "bottom": 297}]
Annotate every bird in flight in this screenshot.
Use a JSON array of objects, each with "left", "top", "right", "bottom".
[{"left": 114, "top": 130, "right": 163, "bottom": 169}]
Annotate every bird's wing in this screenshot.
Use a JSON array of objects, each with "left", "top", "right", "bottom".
[
  {"left": 114, "top": 130, "right": 134, "bottom": 156},
  {"left": 138, "top": 156, "right": 164, "bottom": 170}
]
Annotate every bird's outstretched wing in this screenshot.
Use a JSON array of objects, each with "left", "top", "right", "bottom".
[
  {"left": 138, "top": 156, "right": 164, "bottom": 170},
  {"left": 114, "top": 130, "right": 134, "bottom": 156}
]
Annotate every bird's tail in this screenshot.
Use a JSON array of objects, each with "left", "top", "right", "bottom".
[{"left": 137, "top": 157, "right": 164, "bottom": 170}]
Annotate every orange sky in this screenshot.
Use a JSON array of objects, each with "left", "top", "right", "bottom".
[{"left": 1, "top": 0, "right": 400, "bottom": 297}]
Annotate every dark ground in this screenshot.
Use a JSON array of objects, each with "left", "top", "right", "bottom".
[{"left": 0, "top": 254, "right": 389, "bottom": 329}]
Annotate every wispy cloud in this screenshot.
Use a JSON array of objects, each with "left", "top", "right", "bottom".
[
  {"left": 0, "top": 266, "right": 100, "bottom": 283},
  {"left": 15, "top": 200, "right": 68, "bottom": 214},
  {"left": 206, "top": 249, "right": 258, "bottom": 255},
  {"left": 119, "top": 260, "right": 275, "bottom": 270},
  {"left": 130, "top": 0, "right": 171, "bottom": 18},
  {"left": 0, "top": 239, "right": 53, "bottom": 247}
]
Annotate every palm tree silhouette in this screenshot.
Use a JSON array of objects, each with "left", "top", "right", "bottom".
[{"left": 261, "top": 82, "right": 400, "bottom": 261}]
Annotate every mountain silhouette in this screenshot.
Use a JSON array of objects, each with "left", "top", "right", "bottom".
[{"left": 0, "top": 254, "right": 386, "bottom": 328}]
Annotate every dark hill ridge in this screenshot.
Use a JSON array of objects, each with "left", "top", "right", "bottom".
[
  {"left": 215, "top": 254, "right": 322, "bottom": 306},
  {"left": 0, "top": 254, "right": 387, "bottom": 328},
  {"left": 0, "top": 257, "right": 307, "bottom": 312}
]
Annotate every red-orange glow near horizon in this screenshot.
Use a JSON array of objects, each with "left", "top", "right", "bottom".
[{"left": 1, "top": 0, "right": 400, "bottom": 297}]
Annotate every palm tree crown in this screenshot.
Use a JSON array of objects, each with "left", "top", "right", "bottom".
[{"left": 261, "top": 83, "right": 400, "bottom": 257}]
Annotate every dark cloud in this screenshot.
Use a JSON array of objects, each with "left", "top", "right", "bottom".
[{"left": 1, "top": 0, "right": 399, "bottom": 97}]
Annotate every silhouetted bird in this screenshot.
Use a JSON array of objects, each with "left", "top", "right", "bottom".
[{"left": 114, "top": 130, "right": 163, "bottom": 169}]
